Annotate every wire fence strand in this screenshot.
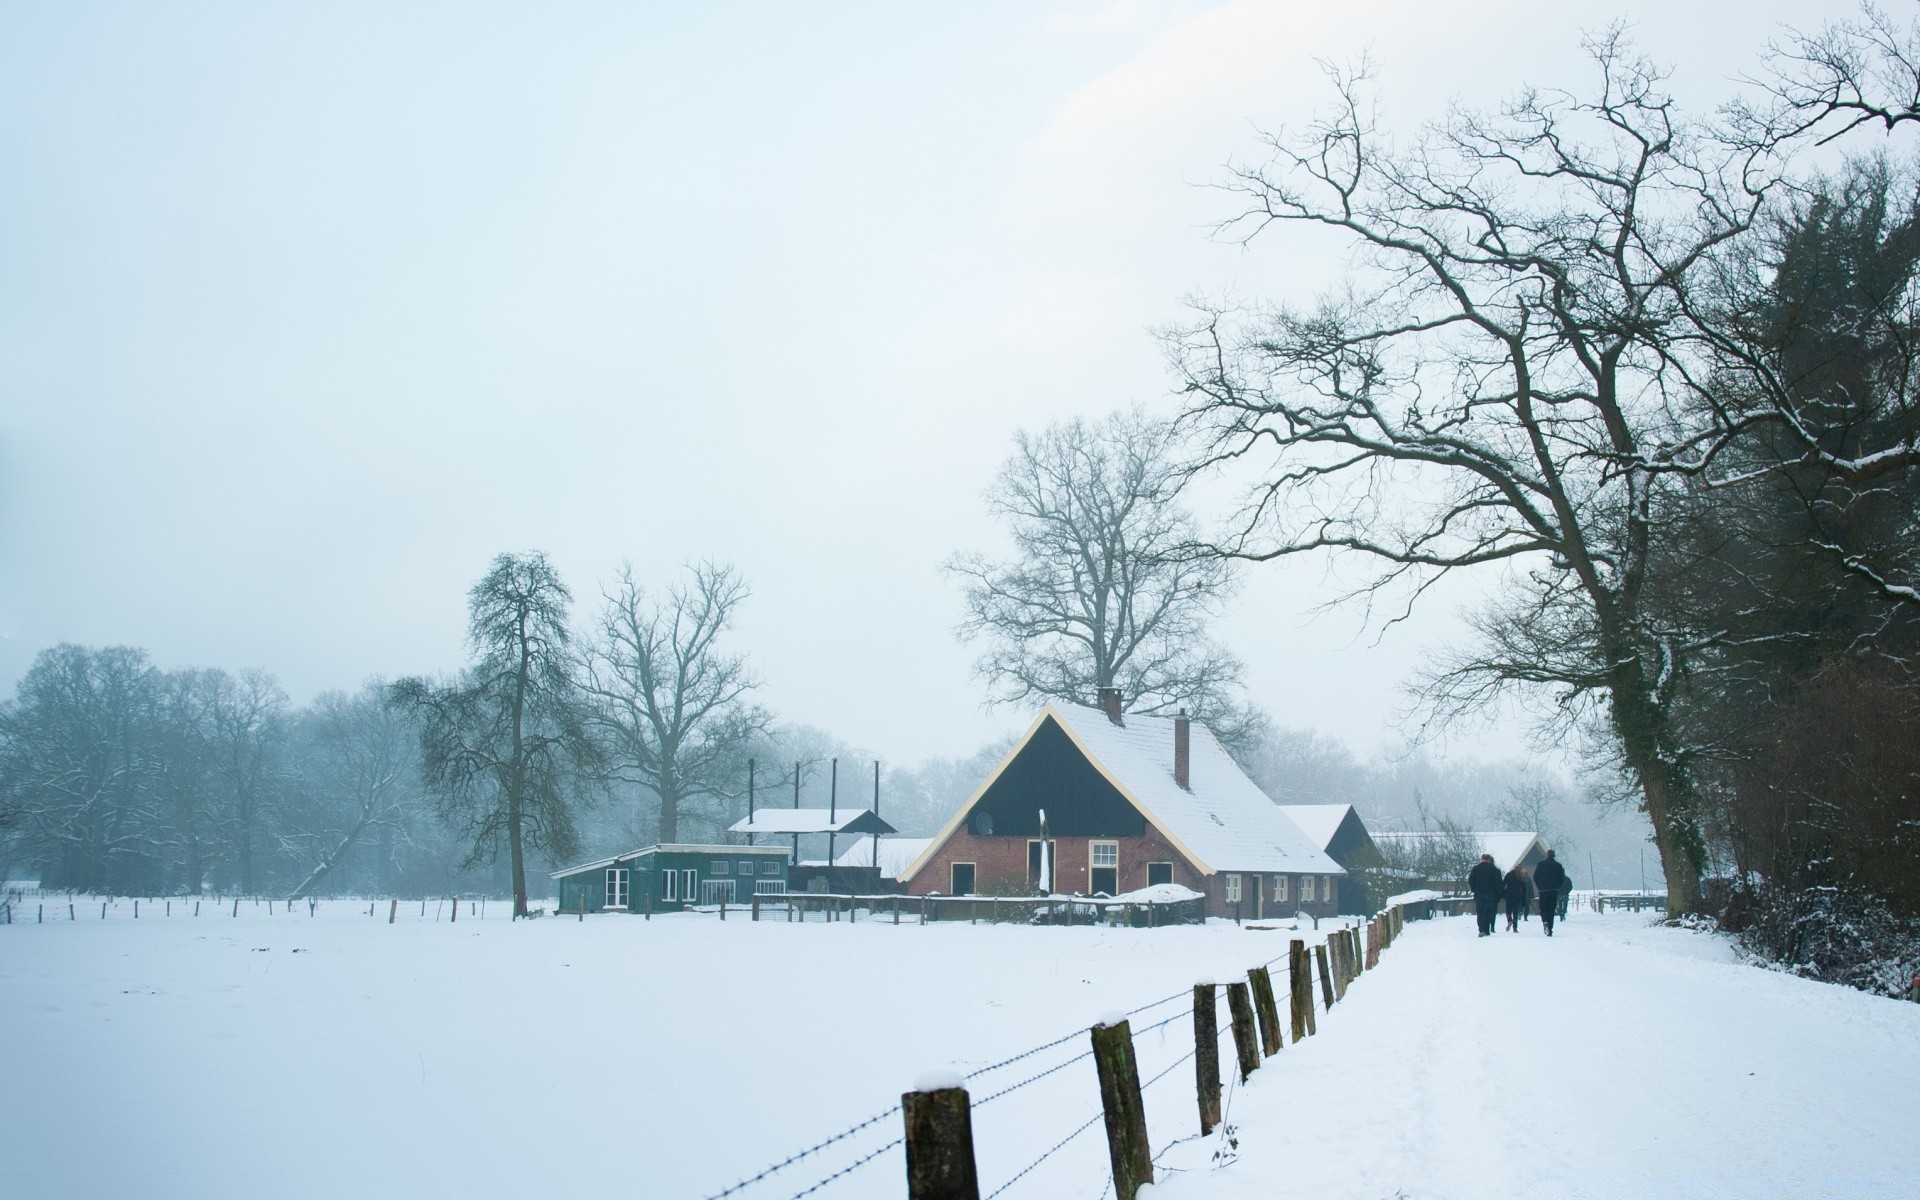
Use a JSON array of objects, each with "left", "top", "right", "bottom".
[{"left": 700, "top": 1103, "right": 902, "bottom": 1200}]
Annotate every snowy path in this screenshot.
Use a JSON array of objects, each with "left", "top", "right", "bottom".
[{"left": 1154, "top": 911, "right": 1920, "bottom": 1200}]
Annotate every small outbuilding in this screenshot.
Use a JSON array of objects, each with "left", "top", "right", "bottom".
[
  {"left": 551, "top": 843, "right": 792, "bottom": 914},
  {"left": 1277, "top": 804, "right": 1382, "bottom": 915}
]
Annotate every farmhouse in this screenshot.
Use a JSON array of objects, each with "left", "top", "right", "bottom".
[
  {"left": 1277, "top": 804, "right": 1381, "bottom": 915},
  {"left": 551, "top": 844, "right": 792, "bottom": 914},
  {"left": 897, "top": 691, "right": 1344, "bottom": 920}
]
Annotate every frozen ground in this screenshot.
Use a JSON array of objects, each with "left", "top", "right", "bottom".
[{"left": 2, "top": 901, "right": 1915, "bottom": 1200}]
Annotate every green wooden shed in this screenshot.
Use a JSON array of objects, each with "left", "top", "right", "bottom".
[{"left": 551, "top": 843, "right": 792, "bottom": 914}]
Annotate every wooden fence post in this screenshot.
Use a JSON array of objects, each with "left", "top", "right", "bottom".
[
  {"left": 1315, "top": 944, "right": 1335, "bottom": 1010},
  {"left": 1090, "top": 1018, "right": 1154, "bottom": 1200},
  {"left": 752, "top": 894, "right": 760, "bottom": 922},
  {"left": 450, "top": 895, "right": 456, "bottom": 924},
  {"left": 388, "top": 898, "right": 397, "bottom": 924},
  {"left": 902, "top": 1081, "right": 980, "bottom": 1200},
  {"left": 1225, "top": 982, "right": 1260, "bottom": 1082},
  {"left": 1247, "top": 966, "right": 1283, "bottom": 1057},
  {"left": 1192, "top": 983, "right": 1221, "bottom": 1135},
  {"left": 1288, "top": 940, "right": 1310, "bottom": 1042}
]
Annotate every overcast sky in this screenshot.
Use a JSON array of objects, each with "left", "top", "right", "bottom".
[{"left": 0, "top": 0, "right": 1855, "bottom": 766}]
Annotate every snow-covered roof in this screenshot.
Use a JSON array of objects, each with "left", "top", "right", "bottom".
[
  {"left": 1276, "top": 804, "right": 1355, "bottom": 852},
  {"left": 903, "top": 703, "right": 1342, "bottom": 880},
  {"left": 1047, "top": 703, "right": 1342, "bottom": 876},
  {"left": 728, "top": 808, "right": 896, "bottom": 836},
  {"left": 832, "top": 837, "right": 934, "bottom": 878},
  {"left": 1373, "top": 830, "right": 1546, "bottom": 873}
]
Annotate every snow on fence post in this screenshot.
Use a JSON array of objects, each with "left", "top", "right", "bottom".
[
  {"left": 1246, "top": 967, "right": 1283, "bottom": 1057},
  {"left": 1192, "top": 982, "right": 1221, "bottom": 1135},
  {"left": 1090, "top": 1015, "right": 1154, "bottom": 1200},
  {"left": 1224, "top": 981, "right": 1259, "bottom": 1081},
  {"left": 1315, "top": 944, "right": 1335, "bottom": 1010},
  {"left": 902, "top": 1073, "right": 980, "bottom": 1200}
]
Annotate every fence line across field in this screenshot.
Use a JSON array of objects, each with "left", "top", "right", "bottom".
[{"left": 694, "top": 898, "right": 1426, "bottom": 1200}]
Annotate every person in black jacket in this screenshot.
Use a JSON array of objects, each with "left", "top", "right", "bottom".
[
  {"left": 1501, "top": 865, "right": 1531, "bottom": 932},
  {"left": 1467, "top": 854, "right": 1503, "bottom": 936},
  {"left": 1533, "top": 850, "right": 1569, "bottom": 936}
]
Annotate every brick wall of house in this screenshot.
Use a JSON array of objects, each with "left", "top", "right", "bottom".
[{"left": 904, "top": 825, "right": 1343, "bottom": 921}]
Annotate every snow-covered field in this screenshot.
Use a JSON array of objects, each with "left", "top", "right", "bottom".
[{"left": 3, "top": 901, "right": 1916, "bottom": 1199}]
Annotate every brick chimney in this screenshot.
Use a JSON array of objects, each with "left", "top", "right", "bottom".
[
  {"left": 1173, "top": 709, "right": 1190, "bottom": 790},
  {"left": 1097, "top": 687, "right": 1124, "bottom": 725}
]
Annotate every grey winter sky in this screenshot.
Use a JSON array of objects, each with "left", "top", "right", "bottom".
[{"left": 0, "top": 0, "right": 1855, "bottom": 766}]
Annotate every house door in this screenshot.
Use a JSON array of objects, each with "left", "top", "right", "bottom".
[
  {"left": 951, "top": 863, "right": 976, "bottom": 895},
  {"left": 701, "top": 879, "right": 736, "bottom": 906}
]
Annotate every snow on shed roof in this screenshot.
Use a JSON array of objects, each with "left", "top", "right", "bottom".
[
  {"left": 1044, "top": 703, "right": 1343, "bottom": 877},
  {"left": 728, "top": 808, "right": 896, "bottom": 836},
  {"left": 832, "top": 837, "right": 934, "bottom": 878},
  {"left": 1276, "top": 804, "right": 1356, "bottom": 852}
]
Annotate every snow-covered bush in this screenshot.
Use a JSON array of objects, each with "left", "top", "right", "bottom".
[{"left": 1736, "top": 884, "right": 1920, "bottom": 999}]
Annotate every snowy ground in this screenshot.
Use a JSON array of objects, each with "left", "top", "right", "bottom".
[
  {"left": 1154, "top": 910, "right": 1920, "bottom": 1200},
  {"left": 3, "top": 901, "right": 1915, "bottom": 1200}
]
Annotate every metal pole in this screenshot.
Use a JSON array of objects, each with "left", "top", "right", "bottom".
[
  {"left": 872, "top": 760, "right": 882, "bottom": 879},
  {"left": 747, "top": 759, "right": 756, "bottom": 846},
  {"left": 828, "top": 758, "right": 838, "bottom": 895}
]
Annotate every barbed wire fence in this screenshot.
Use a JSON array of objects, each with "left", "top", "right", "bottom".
[{"left": 690, "top": 900, "right": 1423, "bottom": 1200}]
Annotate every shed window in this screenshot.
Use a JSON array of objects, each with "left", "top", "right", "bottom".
[
  {"left": 1224, "top": 874, "right": 1241, "bottom": 903},
  {"left": 1275, "top": 875, "right": 1290, "bottom": 902},
  {"left": 738, "top": 861, "right": 755, "bottom": 876},
  {"left": 661, "top": 871, "right": 678, "bottom": 902},
  {"left": 711, "top": 860, "right": 731, "bottom": 875},
  {"left": 605, "top": 868, "right": 628, "bottom": 909},
  {"left": 762, "top": 860, "right": 781, "bottom": 875}
]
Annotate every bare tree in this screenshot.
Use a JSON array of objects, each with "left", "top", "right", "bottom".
[
  {"left": 1758, "top": 4, "right": 1920, "bottom": 144},
  {"left": 202, "top": 668, "right": 289, "bottom": 894},
  {"left": 280, "top": 682, "right": 420, "bottom": 900},
  {"left": 1168, "top": 37, "right": 1783, "bottom": 914},
  {"left": 947, "top": 407, "right": 1248, "bottom": 733},
  {"left": 392, "top": 551, "right": 596, "bottom": 917},
  {"left": 578, "top": 563, "right": 768, "bottom": 844}
]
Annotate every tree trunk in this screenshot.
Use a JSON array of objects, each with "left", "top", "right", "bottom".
[
  {"left": 659, "top": 784, "right": 678, "bottom": 845},
  {"left": 1637, "top": 765, "right": 1702, "bottom": 916}
]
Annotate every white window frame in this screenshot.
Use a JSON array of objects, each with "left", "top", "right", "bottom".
[
  {"left": 1275, "top": 874, "right": 1290, "bottom": 902},
  {"left": 711, "top": 859, "right": 731, "bottom": 875},
  {"left": 1091, "top": 841, "right": 1119, "bottom": 868},
  {"left": 762, "top": 860, "right": 781, "bottom": 875},
  {"left": 680, "top": 869, "right": 697, "bottom": 901},
  {"left": 605, "top": 867, "right": 628, "bottom": 909},
  {"left": 661, "top": 869, "right": 677, "bottom": 902},
  {"left": 737, "top": 861, "right": 755, "bottom": 877},
  {"left": 1224, "top": 873, "right": 1241, "bottom": 903},
  {"left": 1302, "top": 875, "right": 1316, "bottom": 902}
]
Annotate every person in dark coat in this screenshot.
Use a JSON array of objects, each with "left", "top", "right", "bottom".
[
  {"left": 1501, "top": 865, "right": 1530, "bottom": 932},
  {"left": 1468, "top": 854, "right": 1503, "bottom": 937},
  {"left": 1533, "top": 850, "right": 1569, "bottom": 936}
]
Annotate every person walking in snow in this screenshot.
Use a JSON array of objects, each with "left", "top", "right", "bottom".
[
  {"left": 1468, "top": 853, "right": 1503, "bottom": 937},
  {"left": 1533, "top": 850, "right": 1569, "bottom": 936},
  {"left": 1501, "top": 864, "right": 1530, "bottom": 932}
]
